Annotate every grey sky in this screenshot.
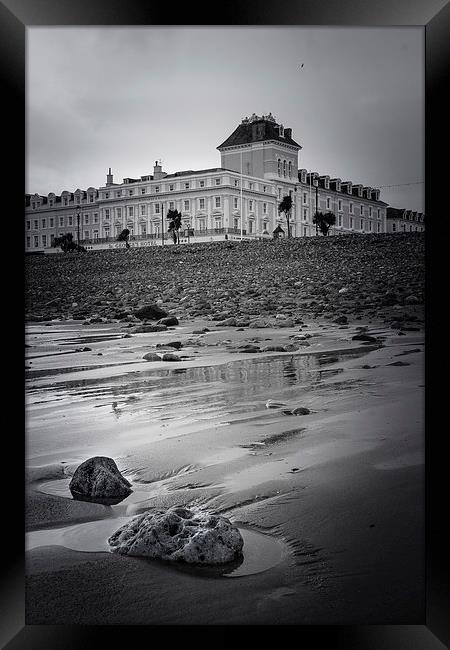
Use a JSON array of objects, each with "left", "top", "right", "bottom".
[{"left": 26, "top": 26, "right": 424, "bottom": 211}]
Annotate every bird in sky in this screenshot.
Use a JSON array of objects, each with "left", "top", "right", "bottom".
[{"left": 300, "top": 63, "right": 304, "bottom": 69}]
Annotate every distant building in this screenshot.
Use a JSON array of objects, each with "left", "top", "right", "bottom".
[
  {"left": 386, "top": 207, "right": 425, "bottom": 233},
  {"left": 25, "top": 113, "right": 389, "bottom": 253}
]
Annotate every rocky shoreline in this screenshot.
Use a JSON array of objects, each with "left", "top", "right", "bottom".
[{"left": 26, "top": 233, "right": 424, "bottom": 329}]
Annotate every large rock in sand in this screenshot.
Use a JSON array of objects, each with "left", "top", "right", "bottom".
[
  {"left": 134, "top": 304, "right": 168, "bottom": 320},
  {"left": 69, "top": 456, "right": 132, "bottom": 504},
  {"left": 108, "top": 506, "right": 244, "bottom": 564}
]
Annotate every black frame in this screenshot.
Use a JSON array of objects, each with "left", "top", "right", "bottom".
[{"left": 4, "top": 0, "right": 448, "bottom": 646}]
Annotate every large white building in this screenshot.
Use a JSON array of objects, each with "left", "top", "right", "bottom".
[{"left": 25, "top": 113, "right": 389, "bottom": 252}]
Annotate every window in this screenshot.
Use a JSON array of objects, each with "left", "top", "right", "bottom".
[
  {"left": 26, "top": 236, "right": 31, "bottom": 248},
  {"left": 249, "top": 200, "right": 253, "bottom": 211},
  {"left": 169, "top": 184, "right": 174, "bottom": 191},
  {"left": 248, "top": 220, "right": 254, "bottom": 233},
  {"left": 200, "top": 180, "right": 205, "bottom": 188},
  {"left": 377, "top": 223, "right": 381, "bottom": 233},
  {"left": 350, "top": 217, "right": 354, "bottom": 229},
  {"left": 326, "top": 198, "right": 331, "bottom": 210},
  {"left": 49, "top": 200, "right": 54, "bottom": 207},
  {"left": 33, "top": 220, "right": 39, "bottom": 229},
  {"left": 141, "top": 188, "right": 146, "bottom": 195},
  {"left": 369, "top": 221, "right": 373, "bottom": 232},
  {"left": 113, "top": 209, "right": 117, "bottom": 219},
  {"left": 360, "top": 219, "right": 364, "bottom": 231},
  {"left": 278, "top": 188, "right": 282, "bottom": 199},
  {"left": 42, "top": 235, "right": 47, "bottom": 247},
  {"left": 199, "top": 219, "right": 206, "bottom": 231},
  {"left": 278, "top": 159, "right": 281, "bottom": 176},
  {"left": 84, "top": 231, "right": 89, "bottom": 239},
  {"left": 34, "top": 236, "right": 39, "bottom": 247},
  {"left": 263, "top": 202, "right": 267, "bottom": 214},
  {"left": 169, "top": 202, "right": 175, "bottom": 210},
  {"left": 392, "top": 223, "right": 397, "bottom": 232},
  {"left": 129, "top": 207, "right": 133, "bottom": 217},
  {"left": 104, "top": 227, "right": 110, "bottom": 237},
  {"left": 94, "top": 230, "right": 99, "bottom": 240},
  {"left": 141, "top": 205, "right": 146, "bottom": 216},
  {"left": 89, "top": 195, "right": 94, "bottom": 203},
  {"left": 283, "top": 160, "right": 286, "bottom": 177},
  {"left": 68, "top": 216, "right": 73, "bottom": 225},
  {"left": 116, "top": 191, "right": 122, "bottom": 198},
  {"left": 288, "top": 161, "right": 292, "bottom": 178},
  {"left": 84, "top": 214, "right": 89, "bottom": 224},
  {"left": 140, "top": 224, "right": 146, "bottom": 235},
  {"left": 63, "top": 198, "right": 68, "bottom": 206},
  {"left": 338, "top": 199, "right": 342, "bottom": 211},
  {"left": 129, "top": 189, "right": 134, "bottom": 196},
  {"left": 263, "top": 185, "right": 267, "bottom": 192},
  {"left": 303, "top": 209, "right": 308, "bottom": 221},
  {"left": 49, "top": 218, "right": 54, "bottom": 228},
  {"left": 185, "top": 183, "right": 190, "bottom": 190},
  {"left": 249, "top": 182, "right": 253, "bottom": 190},
  {"left": 377, "top": 209, "right": 381, "bottom": 219},
  {"left": 369, "top": 206, "right": 372, "bottom": 217},
  {"left": 59, "top": 217, "right": 64, "bottom": 227},
  {"left": 215, "top": 178, "right": 221, "bottom": 185},
  {"left": 32, "top": 202, "right": 35, "bottom": 210},
  {"left": 155, "top": 186, "right": 160, "bottom": 193},
  {"left": 234, "top": 198, "right": 238, "bottom": 209},
  {"left": 184, "top": 200, "right": 190, "bottom": 211},
  {"left": 215, "top": 197, "right": 221, "bottom": 208},
  {"left": 155, "top": 204, "right": 160, "bottom": 214},
  {"left": 234, "top": 217, "right": 239, "bottom": 230},
  {"left": 303, "top": 193, "right": 307, "bottom": 205},
  {"left": 42, "top": 219, "right": 46, "bottom": 229},
  {"left": 338, "top": 214, "right": 342, "bottom": 227},
  {"left": 26, "top": 221, "right": 30, "bottom": 230},
  {"left": 349, "top": 202, "right": 353, "bottom": 214},
  {"left": 214, "top": 218, "right": 222, "bottom": 230},
  {"left": 93, "top": 213, "right": 98, "bottom": 223},
  {"left": 234, "top": 180, "right": 239, "bottom": 187},
  {"left": 303, "top": 227, "right": 307, "bottom": 237},
  {"left": 359, "top": 205, "right": 363, "bottom": 215},
  {"left": 199, "top": 198, "right": 205, "bottom": 210}
]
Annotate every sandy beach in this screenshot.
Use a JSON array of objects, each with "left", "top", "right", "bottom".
[{"left": 25, "top": 315, "right": 424, "bottom": 625}]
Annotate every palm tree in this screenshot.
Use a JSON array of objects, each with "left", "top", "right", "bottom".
[
  {"left": 167, "top": 209, "right": 182, "bottom": 244},
  {"left": 278, "top": 195, "right": 293, "bottom": 238},
  {"left": 312, "top": 211, "right": 336, "bottom": 236},
  {"left": 117, "top": 228, "right": 130, "bottom": 249}
]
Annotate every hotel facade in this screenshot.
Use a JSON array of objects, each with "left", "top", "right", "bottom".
[{"left": 25, "top": 113, "right": 391, "bottom": 253}]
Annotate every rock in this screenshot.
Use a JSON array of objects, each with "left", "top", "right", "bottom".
[
  {"left": 133, "top": 324, "right": 168, "bottom": 333},
  {"left": 193, "top": 328, "right": 210, "bottom": 334},
  {"left": 134, "top": 304, "right": 168, "bottom": 320},
  {"left": 158, "top": 316, "right": 179, "bottom": 326},
  {"left": 143, "top": 352, "right": 161, "bottom": 361},
  {"left": 291, "top": 407, "right": 310, "bottom": 415},
  {"left": 333, "top": 315, "right": 348, "bottom": 324},
  {"left": 404, "top": 295, "right": 419, "bottom": 305},
  {"left": 215, "top": 318, "right": 237, "bottom": 327},
  {"left": 265, "top": 399, "right": 286, "bottom": 408},
  {"left": 107, "top": 506, "right": 244, "bottom": 564},
  {"left": 156, "top": 341, "right": 182, "bottom": 350},
  {"left": 352, "top": 334, "right": 377, "bottom": 343},
  {"left": 161, "top": 352, "right": 181, "bottom": 361},
  {"left": 69, "top": 456, "right": 132, "bottom": 504},
  {"left": 249, "top": 319, "right": 269, "bottom": 328},
  {"left": 262, "top": 345, "right": 286, "bottom": 352}
]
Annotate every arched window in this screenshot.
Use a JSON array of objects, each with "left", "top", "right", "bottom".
[
  {"left": 283, "top": 160, "right": 286, "bottom": 177},
  {"left": 288, "top": 161, "right": 292, "bottom": 178},
  {"left": 277, "top": 159, "right": 281, "bottom": 176}
]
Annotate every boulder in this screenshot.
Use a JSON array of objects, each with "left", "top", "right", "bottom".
[
  {"left": 143, "top": 352, "right": 161, "bottom": 361},
  {"left": 158, "top": 316, "right": 179, "bottom": 326},
  {"left": 352, "top": 333, "right": 377, "bottom": 343},
  {"left": 215, "top": 318, "right": 237, "bottom": 327},
  {"left": 69, "top": 456, "right": 132, "bottom": 504},
  {"left": 107, "top": 506, "right": 244, "bottom": 564},
  {"left": 161, "top": 352, "right": 181, "bottom": 361},
  {"left": 133, "top": 324, "right": 168, "bottom": 333},
  {"left": 134, "top": 304, "right": 168, "bottom": 321}
]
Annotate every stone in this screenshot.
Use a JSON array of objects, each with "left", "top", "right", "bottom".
[
  {"left": 405, "top": 295, "right": 419, "bottom": 305},
  {"left": 265, "top": 399, "right": 286, "bottom": 408},
  {"left": 158, "top": 316, "right": 179, "bottom": 326},
  {"left": 156, "top": 341, "right": 182, "bottom": 350},
  {"left": 134, "top": 304, "right": 168, "bottom": 321},
  {"left": 333, "top": 315, "right": 348, "bottom": 324},
  {"left": 291, "top": 407, "right": 310, "bottom": 415},
  {"left": 69, "top": 456, "right": 132, "bottom": 504},
  {"left": 352, "top": 334, "right": 377, "bottom": 343},
  {"left": 107, "top": 506, "right": 244, "bottom": 564},
  {"left": 215, "top": 318, "right": 237, "bottom": 327},
  {"left": 143, "top": 352, "right": 161, "bottom": 361},
  {"left": 133, "top": 324, "right": 168, "bottom": 333},
  {"left": 161, "top": 352, "right": 181, "bottom": 361},
  {"left": 262, "top": 345, "right": 286, "bottom": 352}
]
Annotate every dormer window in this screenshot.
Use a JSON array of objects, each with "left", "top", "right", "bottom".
[
  {"left": 32, "top": 202, "right": 35, "bottom": 210},
  {"left": 49, "top": 200, "right": 54, "bottom": 207}
]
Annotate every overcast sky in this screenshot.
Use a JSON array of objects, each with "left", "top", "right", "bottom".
[{"left": 26, "top": 27, "right": 424, "bottom": 211}]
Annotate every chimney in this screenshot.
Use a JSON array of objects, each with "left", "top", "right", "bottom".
[
  {"left": 153, "top": 160, "right": 164, "bottom": 180},
  {"left": 106, "top": 168, "right": 113, "bottom": 185}
]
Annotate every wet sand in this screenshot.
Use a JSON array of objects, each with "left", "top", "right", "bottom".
[{"left": 25, "top": 318, "right": 424, "bottom": 624}]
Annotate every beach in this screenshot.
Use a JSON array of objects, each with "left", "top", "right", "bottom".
[{"left": 25, "top": 313, "right": 424, "bottom": 624}]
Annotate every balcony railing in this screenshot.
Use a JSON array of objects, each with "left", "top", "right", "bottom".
[{"left": 77, "top": 227, "right": 264, "bottom": 246}]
